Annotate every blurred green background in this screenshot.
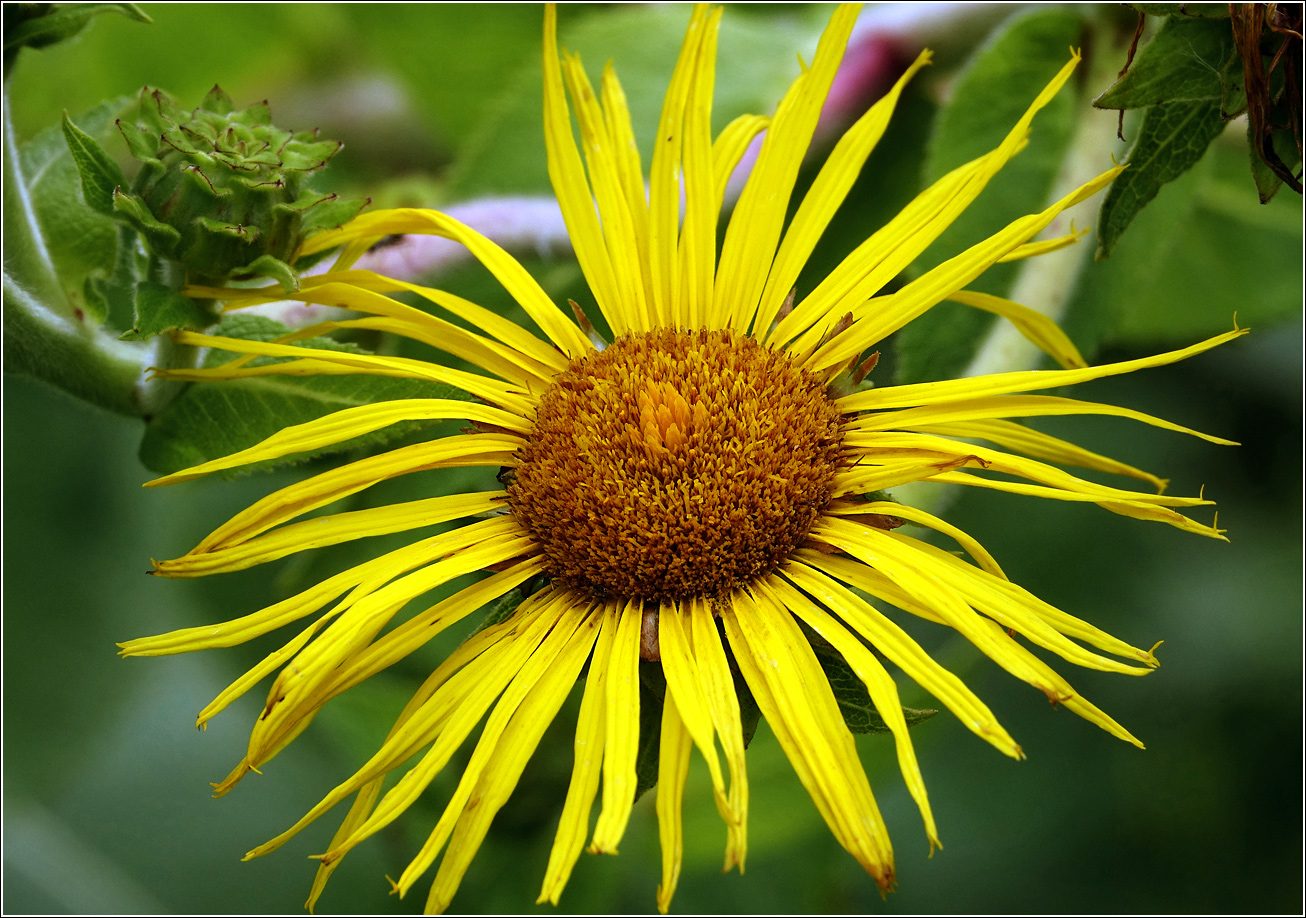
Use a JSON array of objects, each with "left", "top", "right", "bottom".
[{"left": 4, "top": 3, "right": 1302, "bottom": 915}]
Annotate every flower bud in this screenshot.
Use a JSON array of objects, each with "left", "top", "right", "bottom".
[{"left": 113, "top": 85, "right": 367, "bottom": 290}]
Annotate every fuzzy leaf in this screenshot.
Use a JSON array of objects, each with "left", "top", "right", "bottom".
[
  {"left": 1095, "top": 17, "right": 1245, "bottom": 114},
  {"left": 19, "top": 98, "right": 131, "bottom": 316},
  {"left": 896, "top": 8, "right": 1083, "bottom": 384},
  {"left": 61, "top": 111, "right": 127, "bottom": 217},
  {"left": 119, "top": 281, "right": 214, "bottom": 341},
  {"left": 137, "top": 314, "right": 471, "bottom": 475},
  {"left": 1096, "top": 100, "right": 1227, "bottom": 260}
]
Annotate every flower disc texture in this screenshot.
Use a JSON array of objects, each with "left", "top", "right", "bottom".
[{"left": 121, "top": 3, "right": 1240, "bottom": 914}]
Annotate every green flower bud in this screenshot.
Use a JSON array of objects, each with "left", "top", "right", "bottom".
[{"left": 112, "top": 85, "right": 368, "bottom": 290}]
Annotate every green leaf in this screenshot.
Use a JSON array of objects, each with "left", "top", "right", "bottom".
[
  {"left": 896, "top": 8, "right": 1084, "bottom": 384},
  {"left": 1095, "top": 17, "right": 1245, "bottom": 114},
  {"left": 633, "top": 661, "right": 666, "bottom": 803},
  {"left": 119, "top": 280, "right": 214, "bottom": 341},
  {"left": 61, "top": 110, "right": 128, "bottom": 217},
  {"left": 810, "top": 639, "right": 937, "bottom": 735},
  {"left": 18, "top": 98, "right": 131, "bottom": 316},
  {"left": 3, "top": 3, "right": 150, "bottom": 58},
  {"left": 1095, "top": 99, "right": 1227, "bottom": 260},
  {"left": 1249, "top": 112, "right": 1303, "bottom": 205},
  {"left": 137, "top": 314, "right": 471, "bottom": 475},
  {"left": 1128, "top": 4, "right": 1230, "bottom": 19},
  {"left": 446, "top": 5, "right": 824, "bottom": 198},
  {"left": 1062, "top": 127, "right": 1301, "bottom": 348}
]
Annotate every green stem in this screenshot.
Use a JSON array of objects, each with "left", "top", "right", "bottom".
[{"left": 2, "top": 87, "right": 156, "bottom": 416}]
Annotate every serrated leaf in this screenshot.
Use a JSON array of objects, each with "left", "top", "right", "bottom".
[
  {"left": 1062, "top": 127, "right": 1301, "bottom": 348},
  {"left": 119, "top": 280, "right": 214, "bottom": 341},
  {"left": 61, "top": 111, "right": 128, "bottom": 217},
  {"left": 896, "top": 8, "right": 1084, "bottom": 385},
  {"left": 138, "top": 315, "right": 472, "bottom": 475},
  {"left": 810, "top": 640, "right": 937, "bottom": 735},
  {"left": 3, "top": 3, "right": 150, "bottom": 55},
  {"left": 1096, "top": 100, "right": 1227, "bottom": 259},
  {"left": 1095, "top": 17, "right": 1245, "bottom": 114}
]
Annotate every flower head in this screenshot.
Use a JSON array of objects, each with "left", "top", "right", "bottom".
[{"left": 121, "top": 4, "right": 1240, "bottom": 913}]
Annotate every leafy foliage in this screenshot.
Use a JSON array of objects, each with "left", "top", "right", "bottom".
[
  {"left": 895, "top": 8, "right": 1084, "bottom": 385},
  {"left": 1093, "top": 9, "right": 1301, "bottom": 254},
  {"left": 138, "top": 315, "right": 468, "bottom": 475},
  {"left": 1095, "top": 99, "right": 1228, "bottom": 259}
]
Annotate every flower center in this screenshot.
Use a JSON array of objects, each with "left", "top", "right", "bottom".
[{"left": 508, "top": 328, "right": 844, "bottom": 602}]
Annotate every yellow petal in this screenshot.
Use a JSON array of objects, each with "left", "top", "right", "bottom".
[
  {"left": 422, "top": 603, "right": 601, "bottom": 913},
  {"left": 724, "top": 584, "right": 896, "bottom": 891},
  {"left": 758, "top": 574, "right": 939, "bottom": 852},
  {"left": 655, "top": 689, "right": 693, "bottom": 914},
  {"left": 753, "top": 49, "right": 931, "bottom": 338},
  {"left": 717, "top": 3, "right": 860, "bottom": 334},
  {"left": 537, "top": 605, "right": 616, "bottom": 905},
  {"left": 838, "top": 328, "right": 1248, "bottom": 412},
  {"left": 783, "top": 559, "right": 1021, "bottom": 759},
  {"left": 589, "top": 598, "right": 643, "bottom": 853},
  {"left": 944, "top": 289, "right": 1087, "bottom": 369}
]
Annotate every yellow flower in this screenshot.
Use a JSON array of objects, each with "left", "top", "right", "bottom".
[{"left": 121, "top": 4, "right": 1241, "bottom": 914}]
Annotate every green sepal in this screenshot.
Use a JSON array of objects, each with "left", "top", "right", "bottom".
[
  {"left": 61, "top": 111, "right": 127, "bottom": 217},
  {"left": 201, "top": 84, "right": 234, "bottom": 116},
  {"left": 1096, "top": 100, "right": 1228, "bottom": 260},
  {"left": 232, "top": 253, "right": 298, "bottom": 292},
  {"left": 198, "top": 216, "right": 257, "bottom": 242},
  {"left": 115, "top": 118, "right": 159, "bottom": 163},
  {"left": 281, "top": 139, "right": 343, "bottom": 172},
  {"left": 119, "top": 280, "right": 214, "bottom": 341},
  {"left": 1095, "top": 17, "right": 1246, "bottom": 115},
  {"left": 229, "top": 101, "right": 272, "bottom": 127},
  {"left": 300, "top": 193, "right": 371, "bottom": 237},
  {"left": 112, "top": 188, "right": 181, "bottom": 252},
  {"left": 138, "top": 314, "right": 471, "bottom": 475}
]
